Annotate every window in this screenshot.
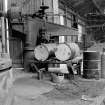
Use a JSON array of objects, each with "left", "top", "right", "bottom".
[
  {"left": 72, "top": 15, "right": 78, "bottom": 29},
  {"left": 65, "top": 35, "right": 78, "bottom": 43}
]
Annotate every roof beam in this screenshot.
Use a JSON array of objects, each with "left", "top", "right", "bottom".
[
  {"left": 86, "top": 24, "right": 104, "bottom": 28},
  {"left": 92, "top": 0, "right": 103, "bottom": 14}
]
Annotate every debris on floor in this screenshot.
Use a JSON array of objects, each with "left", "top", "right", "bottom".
[
  {"left": 43, "top": 76, "right": 105, "bottom": 101},
  {"left": 1, "top": 70, "right": 105, "bottom": 105}
]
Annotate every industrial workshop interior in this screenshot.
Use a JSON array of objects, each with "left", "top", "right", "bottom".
[{"left": 1, "top": 0, "right": 105, "bottom": 105}]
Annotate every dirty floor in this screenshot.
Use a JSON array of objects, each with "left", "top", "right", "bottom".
[{"left": 1, "top": 68, "right": 105, "bottom": 105}]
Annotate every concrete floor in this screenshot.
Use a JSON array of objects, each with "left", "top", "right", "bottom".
[{"left": 1, "top": 68, "right": 105, "bottom": 105}]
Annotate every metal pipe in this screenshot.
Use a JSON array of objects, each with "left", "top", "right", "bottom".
[
  {"left": 1, "top": 16, "right": 6, "bottom": 52},
  {"left": 3, "top": 0, "right": 9, "bottom": 54}
]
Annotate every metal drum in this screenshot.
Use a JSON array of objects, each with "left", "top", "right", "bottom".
[
  {"left": 83, "top": 51, "right": 101, "bottom": 79},
  {"left": 34, "top": 43, "right": 57, "bottom": 61},
  {"left": 55, "top": 43, "right": 80, "bottom": 61}
]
